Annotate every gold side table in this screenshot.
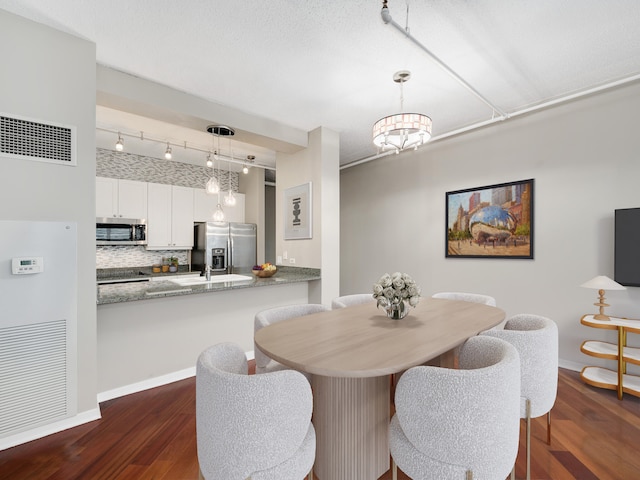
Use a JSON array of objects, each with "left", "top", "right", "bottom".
[{"left": 580, "top": 314, "right": 640, "bottom": 400}]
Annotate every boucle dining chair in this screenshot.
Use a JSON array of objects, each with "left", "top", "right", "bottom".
[
  {"left": 196, "top": 342, "right": 316, "bottom": 480},
  {"left": 431, "top": 291, "right": 497, "bottom": 306},
  {"left": 254, "top": 304, "right": 330, "bottom": 374},
  {"left": 389, "top": 335, "right": 520, "bottom": 480},
  {"left": 331, "top": 293, "right": 375, "bottom": 309},
  {"left": 481, "top": 314, "right": 559, "bottom": 480}
]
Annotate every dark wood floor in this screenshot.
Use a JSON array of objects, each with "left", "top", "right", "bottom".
[{"left": 1, "top": 368, "right": 639, "bottom": 480}]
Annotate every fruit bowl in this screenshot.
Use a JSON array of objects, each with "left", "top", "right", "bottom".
[{"left": 252, "top": 267, "right": 277, "bottom": 278}]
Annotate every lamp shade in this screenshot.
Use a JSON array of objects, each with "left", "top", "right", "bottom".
[
  {"left": 580, "top": 275, "right": 626, "bottom": 290},
  {"left": 372, "top": 113, "right": 432, "bottom": 152}
]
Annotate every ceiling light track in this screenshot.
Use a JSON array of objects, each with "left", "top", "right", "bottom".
[
  {"left": 96, "top": 126, "right": 275, "bottom": 171},
  {"left": 381, "top": 0, "right": 507, "bottom": 119}
]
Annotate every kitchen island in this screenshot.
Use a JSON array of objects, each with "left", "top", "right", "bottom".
[
  {"left": 97, "top": 266, "right": 320, "bottom": 305},
  {"left": 96, "top": 267, "right": 320, "bottom": 399}
]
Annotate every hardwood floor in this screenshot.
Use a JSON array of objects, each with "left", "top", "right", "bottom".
[{"left": 1, "top": 368, "right": 639, "bottom": 479}]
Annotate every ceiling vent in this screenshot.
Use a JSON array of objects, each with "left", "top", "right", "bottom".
[{"left": 1, "top": 113, "right": 76, "bottom": 166}]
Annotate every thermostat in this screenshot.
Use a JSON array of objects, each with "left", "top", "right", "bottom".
[{"left": 12, "top": 257, "right": 44, "bottom": 274}]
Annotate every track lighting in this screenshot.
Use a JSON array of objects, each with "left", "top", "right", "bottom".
[
  {"left": 243, "top": 155, "right": 255, "bottom": 174},
  {"left": 164, "top": 143, "right": 172, "bottom": 160},
  {"left": 115, "top": 133, "right": 124, "bottom": 151}
]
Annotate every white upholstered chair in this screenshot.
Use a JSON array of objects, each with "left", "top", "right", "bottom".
[
  {"left": 331, "top": 293, "right": 375, "bottom": 309},
  {"left": 389, "top": 335, "right": 520, "bottom": 480},
  {"left": 196, "top": 342, "right": 315, "bottom": 480},
  {"left": 481, "top": 314, "right": 559, "bottom": 480},
  {"left": 254, "top": 304, "right": 330, "bottom": 374},
  {"left": 431, "top": 291, "right": 497, "bottom": 306}
]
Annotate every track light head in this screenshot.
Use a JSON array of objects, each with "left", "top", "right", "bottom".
[{"left": 115, "top": 133, "right": 124, "bottom": 151}]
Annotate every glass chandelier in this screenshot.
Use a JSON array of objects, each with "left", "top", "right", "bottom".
[{"left": 372, "top": 70, "right": 432, "bottom": 154}]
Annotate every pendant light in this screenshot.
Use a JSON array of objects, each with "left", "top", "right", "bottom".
[
  {"left": 224, "top": 142, "right": 236, "bottom": 207},
  {"left": 212, "top": 202, "right": 225, "bottom": 222},
  {"left": 164, "top": 142, "right": 172, "bottom": 160},
  {"left": 205, "top": 129, "right": 221, "bottom": 195},
  {"left": 372, "top": 70, "right": 432, "bottom": 154},
  {"left": 205, "top": 150, "right": 220, "bottom": 195},
  {"left": 206, "top": 124, "right": 236, "bottom": 221}
]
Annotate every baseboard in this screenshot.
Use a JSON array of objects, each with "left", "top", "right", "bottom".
[
  {"left": 0, "top": 408, "right": 101, "bottom": 451},
  {"left": 97, "top": 366, "right": 197, "bottom": 403},
  {"left": 97, "top": 350, "right": 255, "bottom": 403}
]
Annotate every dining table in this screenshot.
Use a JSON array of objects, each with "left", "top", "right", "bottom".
[{"left": 253, "top": 297, "right": 505, "bottom": 480}]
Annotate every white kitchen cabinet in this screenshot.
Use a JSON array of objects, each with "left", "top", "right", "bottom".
[
  {"left": 193, "top": 188, "right": 245, "bottom": 223},
  {"left": 96, "top": 177, "right": 148, "bottom": 219},
  {"left": 146, "top": 183, "right": 194, "bottom": 250}
]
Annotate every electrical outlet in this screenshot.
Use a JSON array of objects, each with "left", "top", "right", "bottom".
[
  {"left": 277, "top": 255, "right": 283, "bottom": 264},
  {"left": 283, "top": 250, "right": 288, "bottom": 260},
  {"left": 289, "top": 258, "right": 296, "bottom": 264}
]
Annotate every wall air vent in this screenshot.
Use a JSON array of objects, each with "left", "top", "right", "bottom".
[
  {"left": 0, "top": 319, "right": 68, "bottom": 437},
  {"left": 0, "top": 113, "right": 76, "bottom": 166}
]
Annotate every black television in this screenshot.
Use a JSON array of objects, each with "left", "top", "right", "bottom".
[{"left": 615, "top": 208, "right": 640, "bottom": 287}]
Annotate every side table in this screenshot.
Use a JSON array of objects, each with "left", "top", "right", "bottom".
[{"left": 580, "top": 314, "right": 640, "bottom": 400}]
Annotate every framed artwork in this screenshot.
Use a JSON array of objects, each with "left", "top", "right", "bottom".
[
  {"left": 284, "top": 182, "right": 312, "bottom": 240},
  {"left": 446, "top": 178, "right": 534, "bottom": 259}
]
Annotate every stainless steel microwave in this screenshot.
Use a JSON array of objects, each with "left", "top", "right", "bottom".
[{"left": 96, "top": 218, "right": 147, "bottom": 245}]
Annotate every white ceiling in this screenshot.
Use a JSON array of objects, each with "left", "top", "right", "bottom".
[{"left": 2, "top": 0, "right": 640, "bottom": 169}]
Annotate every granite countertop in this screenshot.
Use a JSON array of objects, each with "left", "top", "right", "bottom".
[{"left": 96, "top": 266, "right": 321, "bottom": 305}]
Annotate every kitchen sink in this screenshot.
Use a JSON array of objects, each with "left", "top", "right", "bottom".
[{"left": 169, "top": 274, "right": 253, "bottom": 286}]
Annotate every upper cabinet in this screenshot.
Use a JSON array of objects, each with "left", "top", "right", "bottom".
[
  {"left": 193, "top": 189, "right": 245, "bottom": 223},
  {"left": 96, "top": 177, "right": 148, "bottom": 219},
  {"left": 146, "top": 183, "right": 194, "bottom": 250}
]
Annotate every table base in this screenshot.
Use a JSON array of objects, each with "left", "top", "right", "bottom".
[{"left": 311, "top": 375, "right": 390, "bottom": 480}]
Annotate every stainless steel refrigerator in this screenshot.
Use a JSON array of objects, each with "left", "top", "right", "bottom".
[{"left": 192, "top": 222, "right": 257, "bottom": 275}]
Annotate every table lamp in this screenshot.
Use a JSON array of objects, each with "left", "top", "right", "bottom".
[{"left": 580, "top": 275, "right": 626, "bottom": 320}]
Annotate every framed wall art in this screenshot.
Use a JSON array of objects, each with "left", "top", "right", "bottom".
[
  {"left": 446, "top": 178, "right": 534, "bottom": 259},
  {"left": 284, "top": 182, "right": 312, "bottom": 240}
]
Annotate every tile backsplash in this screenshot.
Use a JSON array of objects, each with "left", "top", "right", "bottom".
[
  {"left": 96, "top": 148, "right": 238, "bottom": 191},
  {"left": 96, "top": 246, "right": 190, "bottom": 269}
]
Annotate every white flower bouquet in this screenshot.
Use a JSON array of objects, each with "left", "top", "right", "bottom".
[{"left": 372, "top": 272, "right": 421, "bottom": 319}]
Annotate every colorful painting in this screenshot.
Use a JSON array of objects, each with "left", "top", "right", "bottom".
[{"left": 446, "top": 179, "right": 534, "bottom": 259}]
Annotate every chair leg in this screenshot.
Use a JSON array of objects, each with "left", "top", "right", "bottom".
[
  {"left": 308, "top": 467, "right": 314, "bottom": 480},
  {"left": 198, "top": 467, "right": 205, "bottom": 480},
  {"left": 511, "top": 465, "right": 515, "bottom": 480},
  {"left": 391, "top": 457, "right": 398, "bottom": 480},
  {"left": 465, "top": 470, "right": 473, "bottom": 480},
  {"left": 546, "top": 409, "right": 552, "bottom": 445},
  {"left": 526, "top": 399, "right": 531, "bottom": 480}
]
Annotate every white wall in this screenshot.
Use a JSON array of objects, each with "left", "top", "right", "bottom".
[
  {"left": 0, "top": 9, "right": 98, "bottom": 433},
  {"left": 97, "top": 283, "right": 309, "bottom": 394},
  {"left": 276, "top": 127, "right": 340, "bottom": 304},
  {"left": 340, "top": 82, "right": 640, "bottom": 372}
]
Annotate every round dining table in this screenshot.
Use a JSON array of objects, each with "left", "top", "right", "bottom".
[{"left": 254, "top": 297, "right": 505, "bottom": 480}]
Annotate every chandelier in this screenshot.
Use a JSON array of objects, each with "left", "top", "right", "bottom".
[{"left": 372, "top": 70, "right": 432, "bottom": 154}]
